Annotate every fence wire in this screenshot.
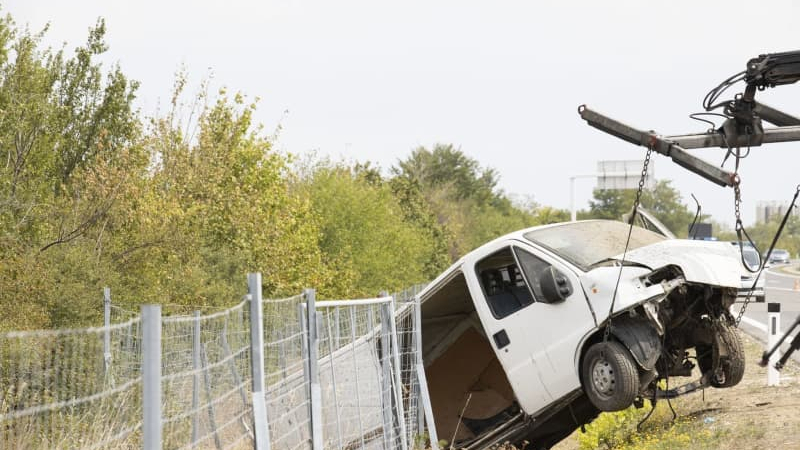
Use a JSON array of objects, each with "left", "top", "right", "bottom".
[
  {"left": 393, "top": 284, "right": 428, "bottom": 449},
  {"left": 161, "top": 299, "right": 253, "bottom": 450},
  {"left": 262, "top": 294, "right": 310, "bottom": 450},
  {"left": 316, "top": 299, "right": 393, "bottom": 450},
  {"left": 0, "top": 318, "right": 143, "bottom": 450},
  {"left": 1, "top": 285, "right": 433, "bottom": 450}
]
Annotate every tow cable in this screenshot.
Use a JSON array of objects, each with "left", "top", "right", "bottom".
[{"left": 734, "top": 183, "right": 800, "bottom": 327}]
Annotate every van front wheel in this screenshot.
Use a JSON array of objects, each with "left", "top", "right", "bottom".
[{"left": 582, "top": 341, "right": 640, "bottom": 412}]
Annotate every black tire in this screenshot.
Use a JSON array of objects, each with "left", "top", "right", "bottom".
[
  {"left": 696, "top": 323, "right": 745, "bottom": 388},
  {"left": 710, "top": 324, "right": 745, "bottom": 388},
  {"left": 581, "top": 341, "right": 640, "bottom": 412}
]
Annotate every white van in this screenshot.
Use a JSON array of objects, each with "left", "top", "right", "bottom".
[{"left": 418, "top": 219, "right": 745, "bottom": 449}]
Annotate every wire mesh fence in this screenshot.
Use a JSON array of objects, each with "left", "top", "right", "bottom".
[
  {"left": 393, "top": 284, "right": 428, "bottom": 449},
  {"left": 0, "top": 276, "right": 435, "bottom": 450},
  {"left": 160, "top": 300, "right": 253, "bottom": 450},
  {"left": 263, "top": 294, "right": 310, "bottom": 450},
  {"left": 315, "top": 298, "right": 398, "bottom": 450},
  {"left": 0, "top": 318, "right": 143, "bottom": 450}
]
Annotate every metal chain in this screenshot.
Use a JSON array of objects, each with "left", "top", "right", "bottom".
[
  {"left": 730, "top": 138, "right": 751, "bottom": 327},
  {"left": 604, "top": 147, "right": 653, "bottom": 342},
  {"left": 733, "top": 184, "right": 752, "bottom": 326},
  {"left": 736, "top": 183, "right": 800, "bottom": 328}
]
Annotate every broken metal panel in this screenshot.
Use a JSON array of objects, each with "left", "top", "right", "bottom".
[{"left": 620, "top": 240, "right": 742, "bottom": 288}]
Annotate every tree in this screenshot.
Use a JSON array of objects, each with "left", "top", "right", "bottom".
[
  {"left": 585, "top": 180, "right": 696, "bottom": 237},
  {"left": 0, "top": 10, "right": 588, "bottom": 330},
  {"left": 0, "top": 16, "right": 140, "bottom": 329},
  {"left": 719, "top": 216, "right": 800, "bottom": 259},
  {"left": 392, "top": 144, "right": 542, "bottom": 258},
  {"left": 297, "top": 161, "right": 443, "bottom": 298},
  {"left": 392, "top": 143, "right": 500, "bottom": 206}
]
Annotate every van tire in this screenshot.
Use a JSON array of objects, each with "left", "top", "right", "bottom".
[
  {"left": 581, "top": 341, "right": 640, "bottom": 412},
  {"left": 711, "top": 323, "right": 745, "bottom": 388}
]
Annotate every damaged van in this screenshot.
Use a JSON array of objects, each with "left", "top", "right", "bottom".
[{"left": 418, "top": 219, "right": 746, "bottom": 449}]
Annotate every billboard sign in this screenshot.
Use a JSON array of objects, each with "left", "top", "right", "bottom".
[{"left": 596, "top": 160, "right": 655, "bottom": 190}]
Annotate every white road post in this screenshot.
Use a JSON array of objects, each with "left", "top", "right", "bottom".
[{"left": 767, "top": 302, "right": 781, "bottom": 386}]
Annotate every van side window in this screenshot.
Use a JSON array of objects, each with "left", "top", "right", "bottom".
[
  {"left": 513, "top": 247, "right": 552, "bottom": 301},
  {"left": 476, "top": 247, "right": 535, "bottom": 319}
]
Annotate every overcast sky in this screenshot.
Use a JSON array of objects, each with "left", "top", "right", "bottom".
[{"left": 6, "top": 0, "right": 800, "bottom": 228}]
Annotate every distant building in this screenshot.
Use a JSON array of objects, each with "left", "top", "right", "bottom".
[{"left": 755, "top": 201, "right": 800, "bottom": 223}]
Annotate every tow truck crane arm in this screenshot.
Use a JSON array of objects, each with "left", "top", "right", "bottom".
[
  {"left": 746, "top": 51, "right": 800, "bottom": 88},
  {"left": 579, "top": 50, "right": 800, "bottom": 187}
]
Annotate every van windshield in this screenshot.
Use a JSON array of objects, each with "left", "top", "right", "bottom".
[{"left": 523, "top": 220, "right": 666, "bottom": 271}]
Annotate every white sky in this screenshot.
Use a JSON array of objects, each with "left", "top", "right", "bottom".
[{"left": 6, "top": 0, "right": 800, "bottom": 228}]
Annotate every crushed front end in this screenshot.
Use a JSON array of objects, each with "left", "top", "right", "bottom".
[{"left": 614, "top": 264, "right": 745, "bottom": 400}]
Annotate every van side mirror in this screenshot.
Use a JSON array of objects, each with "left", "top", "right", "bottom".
[{"left": 539, "top": 266, "right": 573, "bottom": 303}]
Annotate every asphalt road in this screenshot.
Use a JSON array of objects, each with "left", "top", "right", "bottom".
[{"left": 733, "top": 263, "right": 800, "bottom": 364}]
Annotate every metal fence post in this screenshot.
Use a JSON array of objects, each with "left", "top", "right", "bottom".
[
  {"left": 142, "top": 304, "right": 162, "bottom": 450},
  {"left": 298, "top": 301, "right": 311, "bottom": 446},
  {"left": 305, "top": 288, "right": 324, "bottom": 450},
  {"left": 414, "top": 296, "right": 439, "bottom": 449},
  {"left": 249, "top": 273, "right": 272, "bottom": 450},
  {"left": 388, "top": 296, "right": 409, "bottom": 450},
  {"left": 191, "top": 311, "right": 201, "bottom": 447},
  {"left": 412, "top": 295, "right": 423, "bottom": 435},
  {"left": 378, "top": 294, "right": 395, "bottom": 450},
  {"left": 103, "top": 287, "right": 111, "bottom": 375}
]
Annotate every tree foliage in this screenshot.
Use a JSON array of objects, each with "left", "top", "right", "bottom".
[
  {"left": 392, "top": 144, "right": 558, "bottom": 257},
  {"left": 296, "top": 162, "right": 447, "bottom": 298},
  {"left": 0, "top": 16, "right": 140, "bottom": 329},
  {"left": 718, "top": 216, "right": 800, "bottom": 259},
  {"left": 0, "top": 11, "right": 575, "bottom": 331},
  {"left": 585, "top": 180, "right": 696, "bottom": 237}
]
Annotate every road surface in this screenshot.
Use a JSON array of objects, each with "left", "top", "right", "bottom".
[{"left": 734, "top": 263, "right": 800, "bottom": 364}]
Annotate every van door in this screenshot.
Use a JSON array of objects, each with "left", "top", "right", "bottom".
[
  {"left": 465, "top": 243, "right": 553, "bottom": 414},
  {"left": 511, "top": 242, "right": 596, "bottom": 400},
  {"left": 467, "top": 240, "right": 595, "bottom": 414}
]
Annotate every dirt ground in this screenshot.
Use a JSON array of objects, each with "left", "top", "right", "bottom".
[{"left": 552, "top": 331, "right": 800, "bottom": 450}]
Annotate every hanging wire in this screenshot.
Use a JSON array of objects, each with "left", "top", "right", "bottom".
[
  {"left": 736, "top": 184, "right": 800, "bottom": 327},
  {"left": 688, "top": 194, "right": 702, "bottom": 240},
  {"left": 688, "top": 112, "right": 729, "bottom": 132},
  {"left": 703, "top": 70, "right": 747, "bottom": 112},
  {"left": 636, "top": 394, "right": 657, "bottom": 433}
]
